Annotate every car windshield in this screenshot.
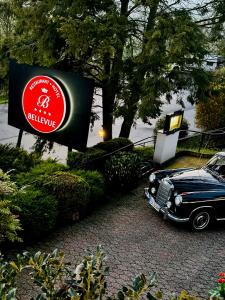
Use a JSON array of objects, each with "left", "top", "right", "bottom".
[{"left": 206, "top": 155, "right": 225, "bottom": 176}]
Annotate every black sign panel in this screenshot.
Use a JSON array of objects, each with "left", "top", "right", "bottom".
[{"left": 8, "top": 61, "right": 94, "bottom": 151}]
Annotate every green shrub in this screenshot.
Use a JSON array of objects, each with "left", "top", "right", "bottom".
[
  {"left": 177, "top": 134, "right": 201, "bottom": 150},
  {"left": 134, "top": 146, "right": 154, "bottom": 161},
  {"left": 177, "top": 133, "right": 222, "bottom": 151},
  {"left": 67, "top": 148, "right": 107, "bottom": 171},
  {"left": 94, "top": 137, "right": 133, "bottom": 153},
  {"left": 15, "top": 159, "right": 68, "bottom": 187},
  {"left": 0, "top": 246, "right": 201, "bottom": 300},
  {"left": 112, "top": 137, "right": 134, "bottom": 151},
  {"left": 0, "top": 169, "right": 22, "bottom": 242},
  {"left": 0, "top": 200, "right": 22, "bottom": 243},
  {"left": 47, "top": 172, "right": 90, "bottom": 222},
  {"left": 105, "top": 152, "right": 140, "bottom": 190},
  {"left": 0, "top": 169, "right": 17, "bottom": 197},
  {"left": 154, "top": 116, "right": 189, "bottom": 138},
  {"left": 0, "top": 144, "right": 39, "bottom": 173},
  {"left": 71, "top": 170, "right": 105, "bottom": 204},
  {"left": 10, "top": 187, "right": 58, "bottom": 240},
  {"left": 67, "top": 151, "right": 84, "bottom": 169}
]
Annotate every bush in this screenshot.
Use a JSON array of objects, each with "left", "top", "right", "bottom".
[
  {"left": 10, "top": 187, "right": 58, "bottom": 240},
  {"left": 112, "top": 137, "right": 134, "bottom": 151},
  {"left": 154, "top": 116, "right": 189, "bottom": 138},
  {"left": 177, "top": 133, "right": 223, "bottom": 151},
  {"left": 46, "top": 172, "right": 90, "bottom": 222},
  {"left": 67, "top": 148, "right": 107, "bottom": 171},
  {"left": 0, "top": 144, "right": 39, "bottom": 173},
  {"left": 0, "top": 200, "right": 22, "bottom": 243},
  {"left": 0, "top": 169, "right": 22, "bottom": 242},
  {"left": 105, "top": 152, "right": 140, "bottom": 190},
  {"left": 134, "top": 146, "right": 154, "bottom": 161},
  {"left": 0, "top": 246, "right": 201, "bottom": 300},
  {"left": 71, "top": 170, "right": 105, "bottom": 204},
  {"left": 15, "top": 159, "right": 68, "bottom": 187},
  {"left": 94, "top": 137, "right": 133, "bottom": 153},
  {"left": 68, "top": 139, "right": 134, "bottom": 172}
]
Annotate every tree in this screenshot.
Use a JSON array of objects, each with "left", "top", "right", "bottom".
[
  {"left": 196, "top": 67, "right": 225, "bottom": 131},
  {"left": 2, "top": 0, "right": 225, "bottom": 142},
  {"left": 9, "top": 0, "right": 132, "bottom": 141},
  {"left": 0, "top": 0, "right": 14, "bottom": 84},
  {"left": 117, "top": 7, "right": 209, "bottom": 137},
  {"left": 116, "top": 0, "right": 225, "bottom": 138}
]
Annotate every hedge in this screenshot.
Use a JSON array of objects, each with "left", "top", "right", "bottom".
[
  {"left": 46, "top": 172, "right": 90, "bottom": 222},
  {"left": 0, "top": 144, "right": 39, "bottom": 173},
  {"left": 10, "top": 187, "right": 58, "bottom": 240}
]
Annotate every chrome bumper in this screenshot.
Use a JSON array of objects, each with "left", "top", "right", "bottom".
[{"left": 144, "top": 188, "right": 189, "bottom": 223}]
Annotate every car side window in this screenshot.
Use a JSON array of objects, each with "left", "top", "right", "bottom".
[
  {"left": 218, "top": 165, "right": 225, "bottom": 175},
  {"left": 207, "top": 155, "right": 225, "bottom": 174}
]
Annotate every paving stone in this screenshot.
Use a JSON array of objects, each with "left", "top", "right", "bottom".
[{"left": 10, "top": 181, "right": 225, "bottom": 299}]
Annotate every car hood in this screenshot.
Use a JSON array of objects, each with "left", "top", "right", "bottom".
[{"left": 169, "top": 168, "right": 225, "bottom": 193}]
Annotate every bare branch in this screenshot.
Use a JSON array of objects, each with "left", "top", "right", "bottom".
[
  {"left": 126, "top": 3, "right": 141, "bottom": 16},
  {"left": 86, "top": 62, "right": 103, "bottom": 73},
  {"left": 186, "top": 0, "right": 215, "bottom": 13},
  {"left": 195, "top": 15, "right": 221, "bottom": 24}
]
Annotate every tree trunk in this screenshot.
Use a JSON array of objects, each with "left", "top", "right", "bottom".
[
  {"left": 119, "top": 0, "right": 160, "bottom": 137},
  {"left": 119, "top": 116, "right": 134, "bottom": 138},
  {"left": 101, "top": 0, "right": 130, "bottom": 141},
  {"left": 119, "top": 105, "right": 137, "bottom": 138},
  {"left": 102, "top": 82, "right": 115, "bottom": 141}
]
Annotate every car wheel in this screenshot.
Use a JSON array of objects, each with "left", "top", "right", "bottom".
[{"left": 190, "top": 211, "right": 211, "bottom": 231}]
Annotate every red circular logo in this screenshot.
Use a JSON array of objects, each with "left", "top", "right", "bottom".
[{"left": 22, "top": 75, "right": 66, "bottom": 133}]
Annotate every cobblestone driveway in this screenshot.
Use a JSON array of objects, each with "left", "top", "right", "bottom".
[{"left": 17, "top": 182, "right": 225, "bottom": 299}]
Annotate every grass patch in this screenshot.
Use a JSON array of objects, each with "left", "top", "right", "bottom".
[{"left": 163, "top": 155, "right": 210, "bottom": 169}]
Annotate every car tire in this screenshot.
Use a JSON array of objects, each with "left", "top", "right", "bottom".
[{"left": 190, "top": 210, "right": 212, "bottom": 231}]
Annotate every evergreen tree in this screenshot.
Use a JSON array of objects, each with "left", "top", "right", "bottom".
[{"left": 1, "top": 0, "right": 224, "bottom": 140}]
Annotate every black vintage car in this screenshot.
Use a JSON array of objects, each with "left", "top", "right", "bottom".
[{"left": 145, "top": 152, "right": 225, "bottom": 230}]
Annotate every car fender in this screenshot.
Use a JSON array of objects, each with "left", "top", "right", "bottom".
[{"left": 189, "top": 206, "right": 216, "bottom": 219}]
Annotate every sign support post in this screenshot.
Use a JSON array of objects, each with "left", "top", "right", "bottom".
[
  {"left": 16, "top": 129, "right": 23, "bottom": 148},
  {"left": 153, "top": 110, "right": 183, "bottom": 165},
  {"left": 153, "top": 130, "right": 179, "bottom": 164}
]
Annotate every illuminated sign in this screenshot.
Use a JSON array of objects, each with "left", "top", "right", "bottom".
[
  {"left": 22, "top": 75, "right": 66, "bottom": 133},
  {"left": 163, "top": 110, "right": 183, "bottom": 135},
  {"left": 8, "top": 61, "right": 94, "bottom": 151}
]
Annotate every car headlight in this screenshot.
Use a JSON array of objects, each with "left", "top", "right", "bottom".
[
  {"left": 175, "top": 195, "right": 183, "bottom": 206},
  {"left": 167, "top": 201, "right": 172, "bottom": 209},
  {"left": 149, "top": 173, "right": 156, "bottom": 183},
  {"left": 151, "top": 187, "right": 156, "bottom": 194}
]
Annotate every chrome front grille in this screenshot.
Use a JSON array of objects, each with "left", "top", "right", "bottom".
[{"left": 156, "top": 179, "right": 172, "bottom": 207}]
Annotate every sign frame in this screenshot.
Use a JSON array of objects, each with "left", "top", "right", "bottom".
[
  {"left": 8, "top": 61, "right": 95, "bottom": 151},
  {"left": 163, "top": 110, "right": 184, "bottom": 135}
]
